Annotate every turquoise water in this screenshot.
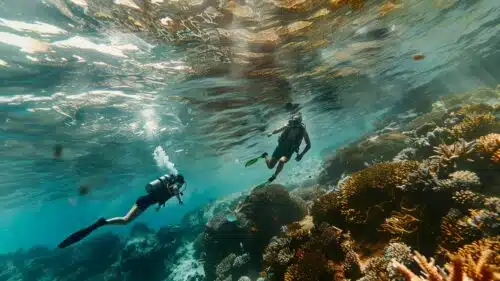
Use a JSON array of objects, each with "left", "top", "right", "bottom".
[{"left": 0, "top": 0, "right": 498, "bottom": 277}]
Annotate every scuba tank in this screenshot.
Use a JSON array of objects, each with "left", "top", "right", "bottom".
[{"left": 145, "top": 174, "right": 173, "bottom": 194}]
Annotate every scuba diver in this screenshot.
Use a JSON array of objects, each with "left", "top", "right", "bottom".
[
  {"left": 58, "top": 173, "right": 186, "bottom": 249},
  {"left": 245, "top": 113, "right": 311, "bottom": 183}
]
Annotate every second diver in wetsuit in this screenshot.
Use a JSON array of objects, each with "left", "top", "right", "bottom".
[{"left": 58, "top": 173, "right": 185, "bottom": 248}]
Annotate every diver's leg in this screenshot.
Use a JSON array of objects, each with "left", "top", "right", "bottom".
[
  {"left": 265, "top": 155, "right": 278, "bottom": 169},
  {"left": 269, "top": 156, "right": 289, "bottom": 182},
  {"left": 106, "top": 204, "right": 144, "bottom": 225},
  {"left": 265, "top": 147, "right": 280, "bottom": 169}
]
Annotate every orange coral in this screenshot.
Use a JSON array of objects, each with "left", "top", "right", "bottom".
[
  {"left": 454, "top": 237, "right": 500, "bottom": 279},
  {"left": 393, "top": 250, "right": 500, "bottom": 281}
]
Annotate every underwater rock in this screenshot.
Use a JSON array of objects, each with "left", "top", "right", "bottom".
[
  {"left": 113, "top": 235, "right": 167, "bottom": 281},
  {"left": 202, "top": 185, "right": 306, "bottom": 281},
  {"left": 318, "top": 133, "right": 409, "bottom": 186},
  {"left": 236, "top": 185, "right": 307, "bottom": 259},
  {"left": 202, "top": 211, "right": 251, "bottom": 281},
  {"left": 237, "top": 276, "right": 252, "bottom": 281}
]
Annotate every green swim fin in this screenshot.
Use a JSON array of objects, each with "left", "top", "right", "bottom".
[{"left": 244, "top": 156, "right": 262, "bottom": 167}]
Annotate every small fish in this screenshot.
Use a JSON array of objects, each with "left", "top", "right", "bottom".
[
  {"left": 251, "top": 227, "right": 258, "bottom": 232},
  {"left": 413, "top": 54, "right": 425, "bottom": 60},
  {"left": 78, "top": 184, "right": 91, "bottom": 196}
]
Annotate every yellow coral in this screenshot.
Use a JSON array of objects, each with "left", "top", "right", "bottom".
[{"left": 452, "top": 113, "right": 498, "bottom": 140}]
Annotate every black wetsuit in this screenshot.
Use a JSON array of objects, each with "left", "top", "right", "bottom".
[
  {"left": 272, "top": 124, "right": 305, "bottom": 159},
  {"left": 136, "top": 186, "right": 174, "bottom": 211}
]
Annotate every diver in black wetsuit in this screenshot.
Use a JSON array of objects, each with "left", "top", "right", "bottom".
[
  {"left": 58, "top": 174, "right": 185, "bottom": 249},
  {"left": 262, "top": 114, "right": 311, "bottom": 182}
]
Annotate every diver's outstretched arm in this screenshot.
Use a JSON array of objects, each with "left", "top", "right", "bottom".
[{"left": 267, "top": 124, "right": 287, "bottom": 137}]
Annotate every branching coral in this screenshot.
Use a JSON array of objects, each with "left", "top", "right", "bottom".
[
  {"left": 430, "top": 139, "right": 476, "bottom": 172},
  {"left": 451, "top": 113, "right": 498, "bottom": 141},
  {"left": 392, "top": 249, "right": 500, "bottom": 281},
  {"left": 454, "top": 237, "right": 500, "bottom": 279}
]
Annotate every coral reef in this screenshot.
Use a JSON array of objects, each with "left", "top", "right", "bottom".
[
  {"left": 263, "top": 221, "right": 360, "bottom": 281},
  {"left": 310, "top": 87, "right": 499, "bottom": 281}
]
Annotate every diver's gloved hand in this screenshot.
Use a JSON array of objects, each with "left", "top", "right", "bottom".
[{"left": 295, "top": 154, "right": 303, "bottom": 161}]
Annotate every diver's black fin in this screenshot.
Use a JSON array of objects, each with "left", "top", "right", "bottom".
[{"left": 57, "top": 218, "right": 106, "bottom": 249}]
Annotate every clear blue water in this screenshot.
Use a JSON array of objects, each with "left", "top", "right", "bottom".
[{"left": 0, "top": 0, "right": 498, "bottom": 255}]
